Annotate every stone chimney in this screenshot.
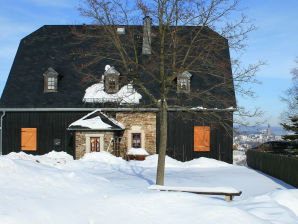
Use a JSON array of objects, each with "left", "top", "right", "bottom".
[{"left": 142, "top": 16, "right": 152, "bottom": 55}]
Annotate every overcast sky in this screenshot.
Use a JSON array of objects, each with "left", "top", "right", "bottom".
[{"left": 0, "top": 0, "right": 297, "bottom": 126}]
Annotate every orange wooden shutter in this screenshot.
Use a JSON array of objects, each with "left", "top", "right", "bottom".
[
  {"left": 21, "top": 128, "right": 37, "bottom": 151},
  {"left": 194, "top": 126, "right": 210, "bottom": 151}
]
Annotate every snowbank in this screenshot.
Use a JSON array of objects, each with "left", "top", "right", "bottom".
[
  {"left": 127, "top": 148, "right": 149, "bottom": 155},
  {"left": 140, "top": 154, "right": 232, "bottom": 168},
  {"left": 80, "top": 151, "right": 126, "bottom": 165},
  {"left": 0, "top": 151, "right": 297, "bottom": 224},
  {"left": 4, "top": 151, "right": 73, "bottom": 168}
]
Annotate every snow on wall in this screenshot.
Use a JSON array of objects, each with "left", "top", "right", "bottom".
[{"left": 83, "top": 82, "right": 142, "bottom": 105}]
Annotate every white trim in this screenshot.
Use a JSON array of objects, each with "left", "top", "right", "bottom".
[{"left": 85, "top": 134, "right": 104, "bottom": 153}]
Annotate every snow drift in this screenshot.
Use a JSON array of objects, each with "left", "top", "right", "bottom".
[{"left": 0, "top": 151, "right": 297, "bottom": 224}]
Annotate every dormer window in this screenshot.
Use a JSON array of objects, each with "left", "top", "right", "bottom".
[
  {"left": 177, "top": 71, "right": 192, "bottom": 93},
  {"left": 43, "top": 67, "right": 58, "bottom": 92},
  {"left": 107, "top": 76, "right": 117, "bottom": 91},
  {"left": 117, "top": 27, "right": 125, "bottom": 34},
  {"left": 104, "top": 65, "right": 120, "bottom": 93}
]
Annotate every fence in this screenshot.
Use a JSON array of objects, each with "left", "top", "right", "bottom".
[{"left": 246, "top": 149, "right": 298, "bottom": 188}]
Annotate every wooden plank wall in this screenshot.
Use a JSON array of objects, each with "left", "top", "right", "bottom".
[
  {"left": 2, "top": 112, "right": 87, "bottom": 157},
  {"left": 156, "top": 111, "right": 233, "bottom": 163}
]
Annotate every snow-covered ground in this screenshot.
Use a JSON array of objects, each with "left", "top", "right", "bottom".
[
  {"left": 233, "top": 150, "right": 247, "bottom": 166},
  {"left": 0, "top": 151, "right": 297, "bottom": 224}
]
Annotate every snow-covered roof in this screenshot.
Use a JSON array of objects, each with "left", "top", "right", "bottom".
[
  {"left": 177, "top": 71, "right": 192, "bottom": 78},
  {"left": 190, "top": 106, "right": 236, "bottom": 111},
  {"left": 83, "top": 82, "right": 142, "bottom": 105},
  {"left": 68, "top": 110, "right": 125, "bottom": 130},
  {"left": 104, "top": 66, "right": 120, "bottom": 76},
  {"left": 43, "top": 67, "right": 59, "bottom": 77}
]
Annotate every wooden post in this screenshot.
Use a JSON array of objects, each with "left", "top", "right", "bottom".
[{"left": 225, "top": 195, "right": 232, "bottom": 202}]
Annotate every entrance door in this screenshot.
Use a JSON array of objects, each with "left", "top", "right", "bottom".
[{"left": 90, "top": 137, "right": 100, "bottom": 152}]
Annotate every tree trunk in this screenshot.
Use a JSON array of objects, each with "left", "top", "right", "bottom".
[{"left": 156, "top": 100, "right": 167, "bottom": 185}]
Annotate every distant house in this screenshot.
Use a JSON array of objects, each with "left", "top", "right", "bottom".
[{"left": 0, "top": 17, "right": 236, "bottom": 162}]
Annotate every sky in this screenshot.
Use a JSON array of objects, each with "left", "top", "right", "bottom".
[{"left": 0, "top": 0, "right": 297, "bottom": 126}]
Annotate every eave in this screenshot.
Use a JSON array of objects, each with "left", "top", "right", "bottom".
[{"left": 0, "top": 107, "right": 237, "bottom": 112}]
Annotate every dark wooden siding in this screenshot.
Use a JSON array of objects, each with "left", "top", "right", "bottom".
[
  {"left": 2, "top": 112, "right": 87, "bottom": 157},
  {"left": 157, "top": 111, "right": 233, "bottom": 163}
]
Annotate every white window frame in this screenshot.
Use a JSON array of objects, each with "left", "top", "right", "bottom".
[{"left": 127, "top": 126, "right": 145, "bottom": 149}]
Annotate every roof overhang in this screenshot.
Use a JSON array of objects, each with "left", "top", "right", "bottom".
[{"left": 0, "top": 107, "right": 237, "bottom": 112}]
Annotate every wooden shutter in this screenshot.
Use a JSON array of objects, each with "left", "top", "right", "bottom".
[
  {"left": 194, "top": 126, "right": 210, "bottom": 151},
  {"left": 21, "top": 128, "right": 37, "bottom": 151}
]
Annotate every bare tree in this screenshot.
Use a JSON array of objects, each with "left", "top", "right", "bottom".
[
  {"left": 281, "top": 58, "right": 298, "bottom": 122},
  {"left": 75, "top": 0, "right": 261, "bottom": 185}
]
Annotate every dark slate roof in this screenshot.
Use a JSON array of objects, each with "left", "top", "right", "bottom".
[{"left": 0, "top": 25, "right": 236, "bottom": 109}]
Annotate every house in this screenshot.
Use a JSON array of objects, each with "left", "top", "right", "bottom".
[{"left": 0, "top": 17, "right": 236, "bottom": 162}]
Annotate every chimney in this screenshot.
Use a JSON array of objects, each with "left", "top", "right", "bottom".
[{"left": 142, "top": 16, "right": 152, "bottom": 55}]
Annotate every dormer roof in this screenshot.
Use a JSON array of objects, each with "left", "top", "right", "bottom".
[
  {"left": 178, "top": 71, "right": 192, "bottom": 78},
  {"left": 43, "top": 67, "right": 59, "bottom": 77},
  {"left": 104, "top": 66, "right": 120, "bottom": 76}
]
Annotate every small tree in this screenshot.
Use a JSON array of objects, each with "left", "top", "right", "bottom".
[
  {"left": 281, "top": 58, "right": 298, "bottom": 122},
  {"left": 281, "top": 116, "right": 298, "bottom": 141},
  {"left": 76, "top": 0, "right": 261, "bottom": 185},
  {"left": 280, "top": 58, "right": 298, "bottom": 142}
]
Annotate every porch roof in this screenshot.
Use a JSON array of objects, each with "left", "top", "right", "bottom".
[{"left": 68, "top": 109, "right": 125, "bottom": 131}]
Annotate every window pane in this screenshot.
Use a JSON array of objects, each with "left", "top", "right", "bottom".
[
  {"left": 132, "top": 133, "right": 141, "bottom": 148},
  {"left": 109, "top": 78, "right": 116, "bottom": 89},
  {"left": 180, "top": 78, "right": 187, "bottom": 90},
  {"left": 47, "top": 77, "right": 56, "bottom": 90}
]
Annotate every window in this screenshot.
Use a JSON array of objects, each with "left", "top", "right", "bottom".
[
  {"left": 117, "top": 27, "right": 125, "bottom": 34},
  {"left": 132, "top": 133, "right": 141, "bottom": 148},
  {"left": 21, "top": 128, "right": 37, "bottom": 151},
  {"left": 47, "top": 76, "right": 56, "bottom": 90},
  {"left": 105, "top": 76, "right": 118, "bottom": 93},
  {"left": 179, "top": 78, "right": 188, "bottom": 90},
  {"left": 194, "top": 126, "right": 210, "bottom": 151},
  {"left": 108, "top": 77, "right": 116, "bottom": 90},
  {"left": 43, "top": 67, "right": 59, "bottom": 92},
  {"left": 177, "top": 71, "right": 192, "bottom": 93},
  {"left": 104, "top": 66, "right": 120, "bottom": 93},
  {"left": 90, "top": 137, "right": 100, "bottom": 152}
]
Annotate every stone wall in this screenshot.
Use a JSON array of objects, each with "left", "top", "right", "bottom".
[
  {"left": 74, "top": 112, "right": 156, "bottom": 159},
  {"left": 75, "top": 131, "right": 115, "bottom": 159},
  {"left": 116, "top": 112, "right": 156, "bottom": 155}
]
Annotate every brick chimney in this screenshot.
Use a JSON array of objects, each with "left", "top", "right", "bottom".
[{"left": 142, "top": 16, "right": 152, "bottom": 55}]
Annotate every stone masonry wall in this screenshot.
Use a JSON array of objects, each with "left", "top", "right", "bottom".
[
  {"left": 116, "top": 112, "right": 156, "bottom": 155},
  {"left": 75, "top": 131, "right": 115, "bottom": 159}
]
